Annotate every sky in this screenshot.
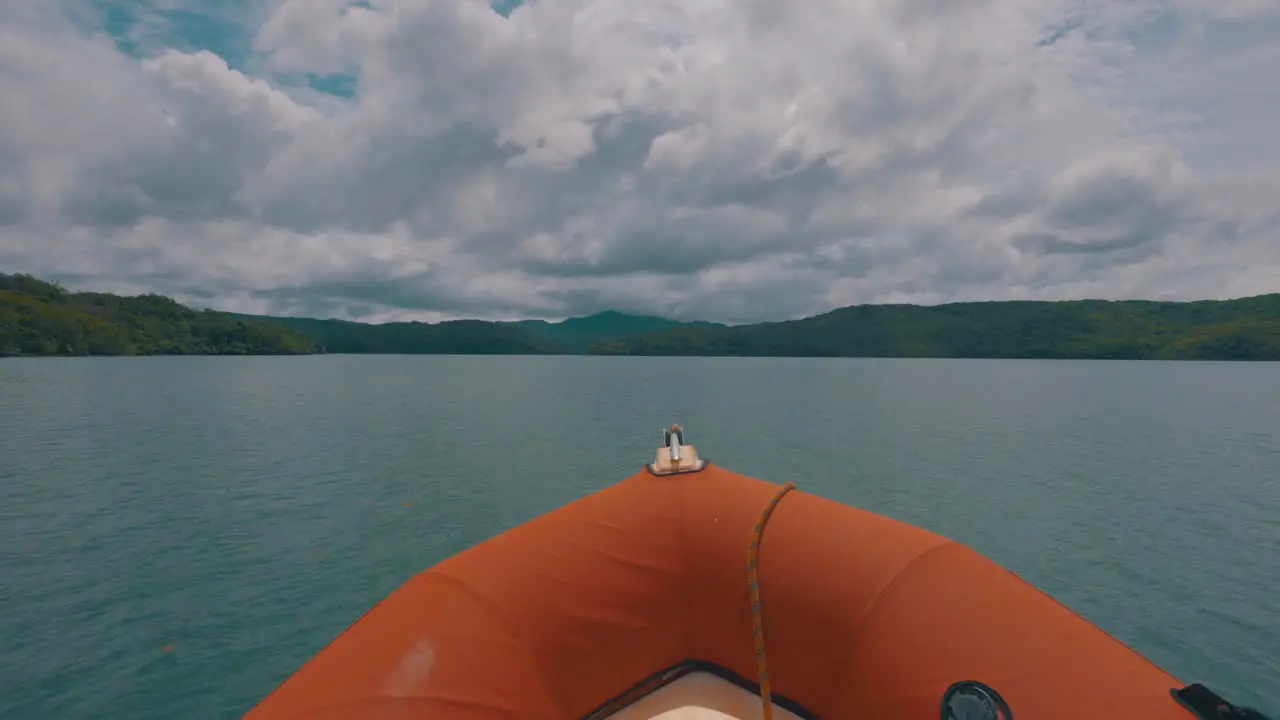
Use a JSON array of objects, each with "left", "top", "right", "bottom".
[{"left": 0, "top": 0, "right": 1278, "bottom": 323}]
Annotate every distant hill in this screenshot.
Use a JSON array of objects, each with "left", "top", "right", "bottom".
[
  {"left": 503, "top": 311, "right": 726, "bottom": 352},
  {"left": 588, "top": 297, "right": 1280, "bottom": 361},
  {"left": 224, "top": 310, "right": 723, "bottom": 354},
  {"left": 231, "top": 314, "right": 559, "bottom": 355},
  {"left": 7, "top": 271, "right": 1280, "bottom": 360},
  {"left": 0, "top": 274, "right": 317, "bottom": 356}
]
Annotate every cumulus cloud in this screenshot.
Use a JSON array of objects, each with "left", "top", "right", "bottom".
[{"left": 0, "top": 0, "right": 1277, "bottom": 323}]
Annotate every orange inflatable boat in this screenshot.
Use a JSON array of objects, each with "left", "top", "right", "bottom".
[{"left": 245, "top": 427, "right": 1269, "bottom": 720}]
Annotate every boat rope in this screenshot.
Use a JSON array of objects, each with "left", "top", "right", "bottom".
[{"left": 748, "top": 481, "right": 797, "bottom": 720}]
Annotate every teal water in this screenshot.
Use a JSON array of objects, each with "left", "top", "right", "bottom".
[{"left": 1, "top": 356, "right": 1277, "bottom": 718}]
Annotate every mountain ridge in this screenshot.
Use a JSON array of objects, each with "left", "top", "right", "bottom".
[{"left": 5, "top": 272, "right": 1280, "bottom": 360}]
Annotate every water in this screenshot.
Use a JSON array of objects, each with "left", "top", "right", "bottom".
[{"left": 1, "top": 355, "right": 1276, "bottom": 718}]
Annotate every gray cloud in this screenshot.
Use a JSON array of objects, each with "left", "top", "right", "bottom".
[{"left": 0, "top": 0, "right": 1278, "bottom": 323}]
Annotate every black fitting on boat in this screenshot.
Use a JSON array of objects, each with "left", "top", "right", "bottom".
[
  {"left": 1171, "top": 683, "right": 1272, "bottom": 720},
  {"left": 940, "top": 681, "right": 1012, "bottom": 720}
]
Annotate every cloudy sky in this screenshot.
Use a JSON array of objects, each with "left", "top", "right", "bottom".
[{"left": 1, "top": 0, "right": 1278, "bottom": 323}]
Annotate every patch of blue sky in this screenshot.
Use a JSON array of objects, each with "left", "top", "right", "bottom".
[
  {"left": 307, "top": 73, "right": 359, "bottom": 98},
  {"left": 492, "top": 0, "right": 525, "bottom": 18},
  {"left": 87, "top": 0, "right": 260, "bottom": 66},
  {"left": 86, "top": 0, "right": 524, "bottom": 99},
  {"left": 1122, "top": 8, "right": 1182, "bottom": 54}
]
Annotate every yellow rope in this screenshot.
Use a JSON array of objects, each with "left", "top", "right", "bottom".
[{"left": 747, "top": 481, "right": 796, "bottom": 720}]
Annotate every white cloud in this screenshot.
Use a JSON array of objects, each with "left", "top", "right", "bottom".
[{"left": 0, "top": 0, "right": 1277, "bottom": 323}]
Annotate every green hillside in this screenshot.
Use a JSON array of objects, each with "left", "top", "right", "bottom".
[
  {"left": 0, "top": 274, "right": 318, "bottom": 356},
  {"left": 224, "top": 309, "right": 721, "bottom": 354},
  {"left": 588, "top": 297, "right": 1280, "bottom": 360},
  {"left": 233, "top": 314, "right": 558, "bottom": 355},
  {"left": 503, "top": 311, "right": 725, "bottom": 352}
]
